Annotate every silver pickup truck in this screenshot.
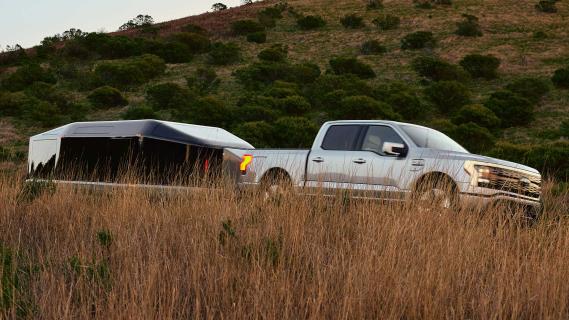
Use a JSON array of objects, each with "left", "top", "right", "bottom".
[{"left": 225, "top": 120, "right": 542, "bottom": 214}]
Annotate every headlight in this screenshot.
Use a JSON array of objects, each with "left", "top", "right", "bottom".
[{"left": 474, "top": 165, "right": 497, "bottom": 184}]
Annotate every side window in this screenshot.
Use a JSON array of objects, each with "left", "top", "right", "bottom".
[
  {"left": 321, "top": 125, "right": 362, "bottom": 151},
  {"left": 361, "top": 126, "right": 405, "bottom": 155}
]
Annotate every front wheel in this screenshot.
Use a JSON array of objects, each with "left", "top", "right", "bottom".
[{"left": 414, "top": 177, "right": 459, "bottom": 211}]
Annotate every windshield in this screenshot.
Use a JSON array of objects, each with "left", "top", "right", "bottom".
[{"left": 400, "top": 125, "right": 469, "bottom": 153}]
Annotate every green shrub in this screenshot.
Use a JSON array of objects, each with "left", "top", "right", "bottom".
[
  {"left": 535, "top": 0, "right": 557, "bottom": 13},
  {"left": 307, "top": 75, "right": 373, "bottom": 108},
  {"left": 341, "top": 14, "right": 365, "bottom": 29},
  {"left": 451, "top": 122, "right": 496, "bottom": 154},
  {"left": 232, "top": 121, "right": 276, "bottom": 148},
  {"left": 258, "top": 6, "right": 285, "bottom": 20},
  {"left": 231, "top": 20, "right": 265, "bottom": 35},
  {"left": 484, "top": 90, "right": 534, "bottom": 128},
  {"left": 561, "top": 120, "right": 569, "bottom": 138},
  {"left": 329, "top": 57, "right": 376, "bottom": 79},
  {"left": 80, "top": 33, "right": 146, "bottom": 59},
  {"left": 208, "top": 42, "right": 241, "bottom": 65},
  {"left": 505, "top": 77, "right": 550, "bottom": 103},
  {"left": 456, "top": 14, "right": 483, "bottom": 37},
  {"left": 386, "top": 91, "right": 426, "bottom": 121},
  {"left": 459, "top": 54, "right": 501, "bottom": 79},
  {"left": 367, "top": 0, "right": 384, "bottom": 10},
  {"left": 401, "top": 31, "right": 436, "bottom": 50},
  {"left": 334, "top": 95, "right": 400, "bottom": 120},
  {"left": 186, "top": 68, "right": 220, "bottom": 95},
  {"left": 414, "top": 0, "right": 433, "bottom": 9},
  {"left": 273, "top": 117, "right": 319, "bottom": 148},
  {"left": 372, "top": 14, "right": 401, "bottom": 31},
  {"left": 290, "top": 63, "right": 321, "bottom": 84},
  {"left": 360, "top": 40, "right": 387, "bottom": 55},
  {"left": 412, "top": 56, "right": 469, "bottom": 82},
  {"left": 552, "top": 68, "right": 569, "bottom": 88},
  {"left": 0, "top": 91, "right": 27, "bottom": 116},
  {"left": 297, "top": 15, "right": 326, "bottom": 30},
  {"left": 146, "top": 41, "right": 193, "bottom": 63},
  {"left": 1, "top": 64, "right": 57, "bottom": 92},
  {"left": 88, "top": 86, "right": 128, "bottom": 109},
  {"left": 533, "top": 30, "right": 548, "bottom": 40},
  {"left": 258, "top": 45, "right": 288, "bottom": 62},
  {"left": 122, "top": 105, "right": 157, "bottom": 120},
  {"left": 94, "top": 54, "right": 166, "bottom": 89},
  {"left": 452, "top": 104, "right": 501, "bottom": 129},
  {"left": 235, "top": 61, "right": 320, "bottom": 90},
  {"left": 181, "top": 24, "right": 207, "bottom": 34},
  {"left": 428, "top": 119, "right": 457, "bottom": 136},
  {"left": 237, "top": 105, "right": 280, "bottom": 123},
  {"left": 187, "top": 96, "right": 234, "bottom": 127},
  {"left": 425, "top": 81, "right": 471, "bottom": 113},
  {"left": 277, "top": 95, "right": 312, "bottom": 115},
  {"left": 146, "top": 83, "right": 194, "bottom": 110},
  {"left": 247, "top": 32, "right": 267, "bottom": 44},
  {"left": 171, "top": 32, "right": 211, "bottom": 54}
]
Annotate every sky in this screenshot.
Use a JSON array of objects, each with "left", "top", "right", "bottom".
[{"left": 0, "top": 0, "right": 244, "bottom": 49}]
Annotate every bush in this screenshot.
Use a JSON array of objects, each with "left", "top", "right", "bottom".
[
  {"left": 273, "top": 117, "right": 319, "bottom": 148},
  {"left": 87, "top": 86, "right": 128, "bottom": 109},
  {"left": 79, "top": 33, "right": 145, "bottom": 59},
  {"left": 505, "top": 77, "right": 551, "bottom": 104},
  {"left": 334, "top": 96, "right": 400, "bottom": 120},
  {"left": 94, "top": 54, "right": 166, "bottom": 89},
  {"left": 340, "top": 14, "right": 365, "bottom": 29},
  {"left": 122, "top": 105, "right": 157, "bottom": 120},
  {"left": 186, "top": 68, "right": 220, "bottom": 95},
  {"left": 412, "top": 56, "right": 469, "bottom": 82},
  {"left": 329, "top": 57, "right": 376, "bottom": 79},
  {"left": 232, "top": 121, "right": 276, "bottom": 148},
  {"left": 372, "top": 14, "right": 401, "bottom": 31},
  {"left": 386, "top": 91, "right": 426, "bottom": 121},
  {"left": 146, "top": 41, "right": 193, "bottom": 63},
  {"left": 290, "top": 63, "right": 321, "bottom": 84},
  {"left": 258, "top": 45, "right": 288, "bottom": 62},
  {"left": 401, "top": 31, "right": 436, "bottom": 50},
  {"left": 0, "top": 91, "right": 27, "bottom": 116},
  {"left": 484, "top": 90, "right": 534, "bottom": 128},
  {"left": 366, "top": 0, "right": 384, "bottom": 10},
  {"left": 277, "top": 95, "right": 312, "bottom": 115},
  {"left": 425, "top": 81, "right": 471, "bottom": 113},
  {"left": 459, "top": 54, "right": 501, "bottom": 79},
  {"left": 146, "top": 83, "right": 194, "bottom": 110},
  {"left": 187, "top": 96, "right": 234, "bottom": 127},
  {"left": 552, "top": 68, "right": 569, "bottom": 88},
  {"left": 456, "top": 14, "right": 483, "bottom": 37},
  {"left": 181, "top": 24, "right": 207, "bottom": 34},
  {"left": 237, "top": 104, "right": 280, "bottom": 123},
  {"left": 247, "top": 32, "right": 267, "bottom": 44},
  {"left": 307, "top": 75, "right": 373, "bottom": 108},
  {"left": 452, "top": 104, "right": 501, "bottom": 129},
  {"left": 535, "top": 0, "right": 557, "bottom": 13},
  {"left": 451, "top": 122, "right": 496, "bottom": 154},
  {"left": 360, "top": 40, "right": 387, "bottom": 55},
  {"left": 297, "top": 15, "right": 326, "bottom": 30},
  {"left": 171, "top": 32, "right": 211, "bottom": 54},
  {"left": 1, "top": 64, "right": 57, "bottom": 92},
  {"left": 231, "top": 20, "right": 265, "bottom": 35},
  {"left": 208, "top": 42, "right": 241, "bottom": 65}
]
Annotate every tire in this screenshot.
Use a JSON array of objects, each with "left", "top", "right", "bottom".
[
  {"left": 415, "top": 176, "right": 459, "bottom": 211},
  {"left": 260, "top": 171, "right": 292, "bottom": 202}
]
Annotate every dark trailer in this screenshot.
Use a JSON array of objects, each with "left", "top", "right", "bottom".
[{"left": 28, "top": 120, "right": 254, "bottom": 185}]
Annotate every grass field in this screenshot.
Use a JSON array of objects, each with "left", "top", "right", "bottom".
[{"left": 1, "top": 170, "right": 568, "bottom": 318}]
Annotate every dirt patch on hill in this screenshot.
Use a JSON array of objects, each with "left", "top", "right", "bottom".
[{"left": 0, "top": 120, "right": 20, "bottom": 145}]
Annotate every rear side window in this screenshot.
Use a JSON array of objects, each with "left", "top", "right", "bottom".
[{"left": 321, "top": 125, "right": 362, "bottom": 151}]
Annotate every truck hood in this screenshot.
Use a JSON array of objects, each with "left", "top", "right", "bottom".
[{"left": 419, "top": 149, "right": 540, "bottom": 175}]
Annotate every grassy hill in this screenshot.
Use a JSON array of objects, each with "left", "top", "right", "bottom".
[{"left": 0, "top": 0, "right": 568, "bottom": 178}]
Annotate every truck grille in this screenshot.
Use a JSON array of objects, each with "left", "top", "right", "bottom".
[{"left": 478, "top": 167, "right": 541, "bottom": 199}]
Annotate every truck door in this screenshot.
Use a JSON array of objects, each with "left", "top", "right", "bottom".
[
  {"left": 305, "top": 125, "right": 365, "bottom": 193},
  {"left": 350, "top": 125, "right": 410, "bottom": 198}
]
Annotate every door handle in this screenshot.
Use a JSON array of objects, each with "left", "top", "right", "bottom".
[
  {"left": 312, "top": 157, "right": 324, "bottom": 163},
  {"left": 353, "top": 159, "right": 367, "bottom": 164}
]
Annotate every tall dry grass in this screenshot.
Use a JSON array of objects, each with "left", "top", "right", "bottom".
[{"left": 0, "top": 170, "right": 568, "bottom": 319}]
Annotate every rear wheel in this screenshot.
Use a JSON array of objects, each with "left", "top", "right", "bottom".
[{"left": 260, "top": 171, "right": 292, "bottom": 202}]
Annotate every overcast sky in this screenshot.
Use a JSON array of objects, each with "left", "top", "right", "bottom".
[{"left": 0, "top": 0, "right": 244, "bottom": 49}]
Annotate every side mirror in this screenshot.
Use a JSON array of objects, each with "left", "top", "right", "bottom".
[{"left": 382, "top": 142, "right": 407, "bottom": 157}]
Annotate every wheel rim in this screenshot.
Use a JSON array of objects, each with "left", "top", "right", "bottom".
[{"left": 419, "top": 188, "right": 453, "bottom": 210}]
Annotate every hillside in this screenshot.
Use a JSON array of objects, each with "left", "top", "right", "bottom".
[{"left": 0, "top": 0, "right": 568, "bottom": 178}]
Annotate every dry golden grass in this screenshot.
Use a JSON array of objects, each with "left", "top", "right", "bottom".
[{"left": 1, "top": 169, "right": 568, "bottom": 319}]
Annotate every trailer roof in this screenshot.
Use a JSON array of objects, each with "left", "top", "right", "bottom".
[{"left": 30, "top": 120, "right": 254, "bottom": 150}]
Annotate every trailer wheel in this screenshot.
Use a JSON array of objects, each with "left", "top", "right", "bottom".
[{"left": 260, "top": 170, "right": 292, "bottom": 202}]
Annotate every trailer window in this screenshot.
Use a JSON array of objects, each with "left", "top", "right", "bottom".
[{"left": 321, "top": 125, "right": 362, "bottom": 151}]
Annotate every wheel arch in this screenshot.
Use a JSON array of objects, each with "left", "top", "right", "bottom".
[
  {"left": 260, "top": 167, "right": 292, "bottom": 184},
  {"left": 412, "top": 171, "right": 459, "bottom": 192}
]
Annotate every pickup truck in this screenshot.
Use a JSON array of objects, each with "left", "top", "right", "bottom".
[{"left": 225, "top": 120, "right": 542, "bottom": 214}]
